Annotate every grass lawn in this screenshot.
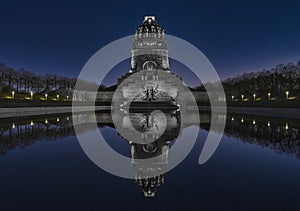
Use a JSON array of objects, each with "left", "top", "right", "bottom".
[
  {"left": 1, "top": 92, "right": 299, "bottom": 108},
  {"left": 0, "top": 92, "right": 71, "bottom": 107}
]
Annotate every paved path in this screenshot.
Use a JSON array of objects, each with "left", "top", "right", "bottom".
[
  {"left": 0, "top": 106, "right": 299, "bottom": 119},
  {"left": 0, "top": 106, "right": 111, "bottom": 118},
  {"left": 198, "top": 106, "right": 300, "bottom": 119}
]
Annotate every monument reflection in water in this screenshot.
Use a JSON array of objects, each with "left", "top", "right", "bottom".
[
  {"left": 114, "top": 109, "right": 181, "bottom": 197},
  {"left": 1, "top": 112, "right": 300, "bottom": 199},
  {"left": 104, "top": 15, "right": 199, "bottom": 197}
]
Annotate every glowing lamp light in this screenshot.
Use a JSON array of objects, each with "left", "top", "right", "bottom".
[
  {"left": 30, "top": 91, "right": 33, "bottom": 100},
  {"left": 231, "top": 96, "right": 234, "bottom": 101},
  {"left": 12, "top": 91, "right": 15, "bottom": 99},
  {"left": 285, "top": 123, "right": 288, "bottom": 130},
  {"left": 45, "top": 94, "right": 48, "bottom": 100},
  {"left": 268, "top": 92, "right": 271, "bottom": 100},
  {"left": 267, "top": 121, "right": 270, "bottom": 127},
  {"left": 241, "top": 95, "right": 244, "bottom": 101},
  {"left": 253, "top": 94, "right": 256, "bottom": 101},
  {"left": 286, "top": 91, "right": 289, "bottom": 99}
]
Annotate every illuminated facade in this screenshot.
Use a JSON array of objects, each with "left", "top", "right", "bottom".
[{"left": 117, "top": 16, "right": 183, "bottom": 105}]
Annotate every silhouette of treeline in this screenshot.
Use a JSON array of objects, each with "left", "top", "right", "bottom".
[
  {"left": 225, "top": 120, "right": 300, "bottom": 159},
  {"left": 0, "top": 114, "right": 102, "bottom": 155},
  {"left": 2, "top": 111, "right": 300, "bottom": 160},
  {"left": 200, "top": 115, "right": 300, "bottom": 160},
  {"left": 0, "top": 120, "right": 74, "bottom": 155},
  {"left": 195, "top": 61, "right": 300, "bottom": 99},
  {"left": 2, "top": 60, "right": 300, "bottom": 98},
  {"left": 0, "top": 63, "right": 106, "bottom": 95}
]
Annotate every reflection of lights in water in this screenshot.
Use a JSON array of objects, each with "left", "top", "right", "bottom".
[
  {"left": 12, "top": 122, "right": 15, "bottom": 128},
  {"left": 253, "top": 120, "right": 256, "bottom": 125},
  {"left": 267, "top": 121, "right": 270, "bottom": 127},
  {"left": 57, "top": 117, "right": 60, "bottom": 122},
  {"left": 67, "top": 116, "right": 69, "bottom": 121},
  {"left": 241, "top": 118, "right": 244, "bottom": 123},
  {"left": 285, "top": 123, "right": 289, "bottom": 130},
  {"left": 45, "top": 119, "right": 48, "bottom": 124},
  {"left": 231, "top": 117, "right": 234, "bottom": 121},
  {"left": 30, "top": 120, "right": 34, "bottom": 126}
]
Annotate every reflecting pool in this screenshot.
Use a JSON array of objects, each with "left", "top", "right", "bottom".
[{"left": 0, "top": 111, "right": 300, "bottom": 210}]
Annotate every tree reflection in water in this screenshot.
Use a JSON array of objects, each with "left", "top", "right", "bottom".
[
  {"left": 200, "top": 114, "right": 300, "bottom": 159},
  {"left": 1, "top": 111, "right": 300, "bottom": 196},
  {"left": 0, "top": 114, "right": 74, "bottom": 155},
  {"left": 1, "top": 112, "right": 300, "bottom": 159}
]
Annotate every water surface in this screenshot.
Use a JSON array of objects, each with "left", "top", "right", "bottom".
[{"left": 0, "top": 112, "right": 300, "bottom": 210}]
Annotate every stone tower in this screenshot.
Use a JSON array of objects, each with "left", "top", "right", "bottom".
[
  {"left": 130, "top": 16, "right": 170, "bottom": 73},
  {"left": 115, "top": 16, "right": 186, "bottom": 104}
]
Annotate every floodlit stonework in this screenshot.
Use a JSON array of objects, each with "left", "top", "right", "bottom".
[{"left": 116, "top": 16, "right": 185, "bottom": 105}]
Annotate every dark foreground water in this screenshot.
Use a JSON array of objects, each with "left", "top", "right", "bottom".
[{"left": 0, "top": 111, "right": 300, "bottom": 210}]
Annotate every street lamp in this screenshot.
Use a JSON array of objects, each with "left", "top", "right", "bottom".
[
  {"left": 57, "top": 94, "right": 59, "bottom": 100},
  {"left": 285, "top": 123, "right": 288, "bottom": 130},
  {"left": 286, "top": 91, "right": 289, "bottom": 99},
  {"left": 30, "top": 91, "right": 33, "bottom": 100},
  {"left": 45, "top": 94, "right": 48, "bottom": 100},
  {"left": 241, "top": 95, "right": 244, "bottom": 101},
  {"left": 67, "top": 95, "right": 69, "bottom": 101},
  {"left": 253, "top": 94, "right": 256, "bottom": 101},
  {"left": 12, "top": 91, "right": 15, "bottom": 99},
  {"left": 231, "top": 95, "right": 234, "bottom": 101},
  {"left": 268, "top": 92, "right": 271, "bottom": 101}
]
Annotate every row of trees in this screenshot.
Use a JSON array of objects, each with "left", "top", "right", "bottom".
[
  {"left": 195, "top": 61, "right": 300, "bottom": 99},
  {"left": 2, "top": 60, "right": 300, "bottom": 99},
  {"left": 0, "top": 63, "right": 77, "bottom": 94},
  {"left": 0, "top": 63, "right": 105, "bottom": 95}
]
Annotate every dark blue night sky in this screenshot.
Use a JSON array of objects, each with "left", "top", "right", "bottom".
[{"left": 1, "top": 0, "right": 300, "bottom": 86}]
